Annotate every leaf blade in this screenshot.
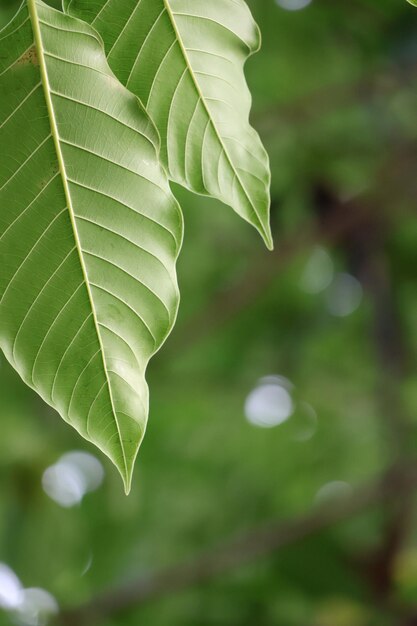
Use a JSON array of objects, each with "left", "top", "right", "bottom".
[
  {"left": 65, "top": 0, "right": 273, "bottom": 249},
  {"left": 0, "top": 0, "right": 183, "bottom": 491}
]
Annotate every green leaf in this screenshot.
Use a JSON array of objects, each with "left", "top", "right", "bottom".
[
  {"left": 64, "top": 0, "right": 273, "bottom": 250},
  {"left": 407, "top": 0, "right": 417, "bottom": 6},
  {"left": 0, "top": 0, "right": 183, "bottom": 492}
]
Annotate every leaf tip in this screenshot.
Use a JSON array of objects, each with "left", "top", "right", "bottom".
[
  {"left": 112, "top": 445, "right": 137, "bottom": 495},
  {"left": 259, "top": 223, "right": 274, "bottom": 251},
  {"left": 265, "top": 234, "right": 274, "bottom": 251},
  {"left": 120, "top": 466, "right": 133, "bottom": 495}
]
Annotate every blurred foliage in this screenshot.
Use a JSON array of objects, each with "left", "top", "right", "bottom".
[{"left": 2, "top": 0, "right": 417, "bottom": 625}]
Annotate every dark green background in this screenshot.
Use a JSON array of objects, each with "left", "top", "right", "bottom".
[{"left": 1, "top": 1, "right": 417, "bottom": 624}]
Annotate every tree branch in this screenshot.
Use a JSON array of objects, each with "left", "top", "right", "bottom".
[
  {"left": 169, "top": 194, "right": 375, "bottom": 353},
  {"left": 59, "top": 464, "right": 417, "bottom": 626}
]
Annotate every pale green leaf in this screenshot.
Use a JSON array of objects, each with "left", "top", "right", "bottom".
[
  {"left": 0, "top": 0, "right": 183, "bottom": 492},
  {"left": 64, "top": 0, "right": 273, "bottom": 250}
]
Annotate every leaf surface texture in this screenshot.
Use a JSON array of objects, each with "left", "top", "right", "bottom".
[
  {"left": 65, "top": 0, "right": 273, "bottom": 248},
  {"left": 0, "top": 0, "right": 183, "bottom": 491}
]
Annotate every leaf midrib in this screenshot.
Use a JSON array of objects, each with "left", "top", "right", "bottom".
[
  {"left": 27, "top": 0, "right": 129, "bottom": 486},
  {"left": 161, "top": 0, "right": 272, "bottom": 250}
]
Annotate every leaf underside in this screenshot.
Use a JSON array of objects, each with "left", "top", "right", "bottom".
[
  {"left": 65, "top": 0, "right": 273, "bottom": 249},
  {"left": 0, "top": 0, "right": 183, "bottom": 492}
]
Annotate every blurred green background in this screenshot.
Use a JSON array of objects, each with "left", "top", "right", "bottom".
[{"left": 2, "top": 0, "right": 417, "bottom": 624}]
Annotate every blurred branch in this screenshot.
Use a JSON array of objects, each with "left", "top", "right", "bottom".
[
  {"left": 170, "top": 194, "right": 375, "bottom": 353},
  {"left": 361, "top": 224, "right": 412, "bottom": 455},
  {"left": 315, "top": 183, "right": 416, "bottom": 608},
  {"left": 170, "top": 137, "right": 417, "bottom": 353},
  {"left": 361, "top": 254, "right": 416, "bottom": 614},
  {"left": 59, "top": 464, "right": 417, "bottom": 626},
  {"left": 362, "top": 243, "right": 415, "bottom": 604}
]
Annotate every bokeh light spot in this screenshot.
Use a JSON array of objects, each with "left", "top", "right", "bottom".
[
  {"left": 300, "top": 246, "right": 334, "bottom": 294},
  {"left": 14, "top": 588, "right": 58, "bottom": 626},
  {"left": 275, "top": 0, "right": 313, "bottom": 11},
  {"left": 245, "top": 376, "right": 294, "bottom": 428},
  {"left": 292, "top": 402, "right": 317, "bottom": 442},
  {"left": 315, "top": 481, "right": 353, "bottom": 505},
  {"left": 42, "top": 451, "right": 104, "bottom": 508},
  {"left": 0, "top": 564, "right": 23, "bottom": 610},
  {"left": 326, "top": 273, "right": 363, "bottom": 317}
]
